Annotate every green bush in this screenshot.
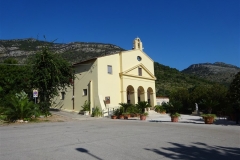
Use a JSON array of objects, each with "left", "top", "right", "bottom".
[
  {"left": 1, "top": 91, "right": 40, "bottom": 121},
  {"left": 81, "top": 100, "right": 90, "bottom": 112},
  {"left": 91, "top": 106, "right": 102, "bottom": 117},
  {"left": 122, "top": 104, "right": 138, "bottom": 115},
  {"left": 38, "top": 101, "right": 51, "bottom": 117},
  {"left": 113, "top": 108, "right": 121, "bottom": 116},
  {"left": 154, "top": 105, "right": 166, "bottom": 113}
]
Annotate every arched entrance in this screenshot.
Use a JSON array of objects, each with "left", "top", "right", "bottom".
[
  {"left": 137, "top": 86, "right": 145, "bottom": 102},
  {"left": 126, "top": 85, "right": 135, "bottom": 104},
  {"left": 147, "top": 87, "right": 154, "bottom": 108}
]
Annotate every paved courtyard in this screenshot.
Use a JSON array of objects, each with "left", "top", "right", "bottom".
[
  {"left": 0, "top": 111, "right": 239, "bottom": 160},
  {"left": 52, "top": 109, "right": 238, "bottom": 126}
]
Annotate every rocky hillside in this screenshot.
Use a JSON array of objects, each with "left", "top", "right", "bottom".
[
  {"left": 0, "top": 38, "right": 125, "bottom": 64},
  {"left": 1, "top": 38, "right": 237, "bottom": 95},
  {"left": 154, "top": 62, "right": 217, "bottom": 96},
  {"left": 181, "top": 62, "right": 240, "bottom": 85}
]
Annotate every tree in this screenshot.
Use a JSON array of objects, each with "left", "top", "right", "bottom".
[
  {"left": 189, "top": 85, "right": 209, "bottom": 105},
  {"left": 0, "top": 58, "right": 32, "bottom": 107},
  {"left": 169, "top": 88, "right": 190, "bottom": 113},
  {"left": 227, "top": 72, "right": 240, "bottom": 109},
  {"left": 189, "top": 84, "right": 228, "bottom": 114},
  {"left": 207, "top": 84, "right": 228, "bottom": 113},
  {"left": 30, "top": 46, "right": 73, "bottom": 114}
]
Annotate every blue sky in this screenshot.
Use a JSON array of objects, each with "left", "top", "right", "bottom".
[{"left": 0, "top": 0, "right": 239, "bottom": 70}]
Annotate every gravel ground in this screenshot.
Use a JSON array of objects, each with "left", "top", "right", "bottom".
[{"left": 0, "top": 113, "right": 76, "bottom": 126}]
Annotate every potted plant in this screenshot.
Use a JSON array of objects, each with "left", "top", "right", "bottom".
[
  {"left": 160, "top": 109, "right": 166, "bottom": 114},
  {"left": 159, "top": 105, "right": 166, "bottom": 114},
  {"left": 127, "top": 105, "right": 138, "bottom": 117},
  {"left": 140, "top": 112, "right": 148, "bottom": 120},
  {"left": 111, "top": 115, "right": 117, "bottom": 119},
  {"left": 111, "top": 109, "right": 119, "bottom": 119},
  {"left": 123, "top": 112, "right": 130, "bottom": 119},
  {"left": 154, "top": 105, "right": 161, "bottom": 113},
  {"left": 91, "top": 106, "right": 102, "bottom": 117},
  {"left": 136, "top": 101, "right": 151, "bottom": 121},
  {"left": 162, "top": 100, "right": 182, "bottom": 122},
  {"left": 170, "top": 112, "right": 181, "bottom": 122},
  {"left": 117, "top": 106, "right": 124, "bottom": 119},
  {"left": 201, "top": 114, "right": 216, "bottom": 124},
  {"left": 119, "top": 103, "right": 132, "bottom": 113},
  {"left": 80, "top": 100, "right": 90, "bottom": 115}
]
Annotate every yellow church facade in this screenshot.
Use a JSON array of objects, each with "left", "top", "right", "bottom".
[{"left": 53, "top": 38, "right": 156, "bottom": 114}]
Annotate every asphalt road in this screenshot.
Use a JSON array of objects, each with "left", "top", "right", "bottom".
[{"left": 0, "top": 118, "right": 239, "bottom": 160}]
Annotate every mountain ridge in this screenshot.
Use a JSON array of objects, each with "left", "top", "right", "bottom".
[
  {"left": 1, "top": 38, "right": 239, "bottom": 88},
  {"left": 184, "top": 62, "right": 239, "bottom": 70},
  {"left": 182, "top": 62, "right": 240, "bottom": 85},
  {"left": 0, "top": 38, "right": 125, "bottom": 64}
]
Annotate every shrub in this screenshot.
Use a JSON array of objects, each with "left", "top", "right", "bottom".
[
  {"left": 2, "top": 91, "right": 40, "bottom": 121},
  {"left": 39, "top": 101, "right": 51, "bottom": 117},
  {"left": 113, "top": 108, "right": 121, "bottom": 116},
  {"left": 80, "top": 100, "right": 90, "bottom": 112},
  {"left": 154, "top": 105, "right": 165, "bottom": 113},
  {"left": 91, "top": 106, "right": 102, "bottom": 117},
  {"left": 127, "top": 105, "right": 138, "bottom": 115}
]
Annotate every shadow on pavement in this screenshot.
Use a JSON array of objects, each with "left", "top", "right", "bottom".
[
  {"left": 148, "top": 120, "right": 204, "bottom": 124},
  {"left": 76, "top": 148, "right": 103, "bottom": 160},
  {"left": 214, "top": 119, "right": 237, "bottom": 126},
  {"left": 186, "top": 118, "right": 238, "bottom": 126},
  {"left": 148, "top": 120, "right": 171, "bottom": 123},
  {"left": 148, "top": 119, "right": 238, "bottom": 126},
  {"left": 49, "top": 108, "right": 60, "bottom": 112},
  {"left": 144, "top": 142, "right": 240, "bottom": 160}
]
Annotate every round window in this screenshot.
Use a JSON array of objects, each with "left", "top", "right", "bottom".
[{"left": 137, "top": 56, "right": 142, "bottom": 61}]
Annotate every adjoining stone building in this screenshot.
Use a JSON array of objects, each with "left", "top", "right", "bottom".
[{"left": 53, "top": 38, "right": 157, "bottom": 114}]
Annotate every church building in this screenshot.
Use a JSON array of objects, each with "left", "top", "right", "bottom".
[{"left": 53, "top": 38, "right": 157, "bottom": 114}]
